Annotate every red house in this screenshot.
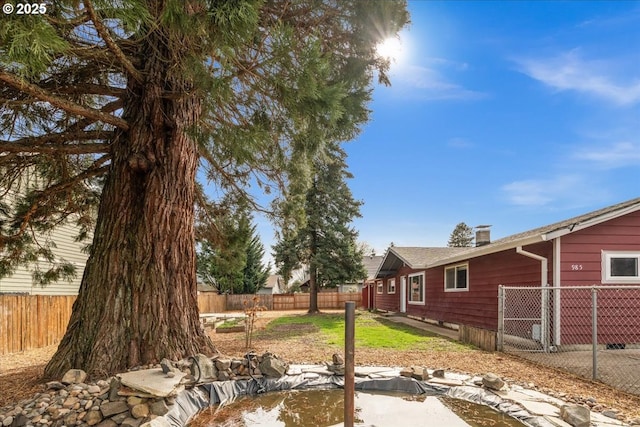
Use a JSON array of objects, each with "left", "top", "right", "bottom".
[{"left": 374, "top": 197, "right": 640, "bottom": 349}]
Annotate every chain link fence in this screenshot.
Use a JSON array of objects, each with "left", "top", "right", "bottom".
[{"left": 498, "top": 285, "right": 640, "bottom": 396}]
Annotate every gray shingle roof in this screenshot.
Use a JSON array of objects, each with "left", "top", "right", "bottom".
[{"left": 362, "top": 255, "right": 384, "bottom": 280}]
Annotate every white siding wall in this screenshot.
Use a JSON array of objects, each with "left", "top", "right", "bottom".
[
  {"left": 0, "top": 173, "right": 92, "bottom": 295},
  {"left": 0, "top": 221, "right": 91, "bottom": 295}
]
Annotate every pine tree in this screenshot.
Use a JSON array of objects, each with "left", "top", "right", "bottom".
[
  {"left": 0, "top": 1, "right": 409, "bottom": 376},
  {"left": 448, "top": 222, "right": 475, "bottom": 247},
  {"left": 242, "top": 226, "right": 270, "bottom": 294},
  {"left": 274, "top": 142, "right": 366, "bottom": 313}
]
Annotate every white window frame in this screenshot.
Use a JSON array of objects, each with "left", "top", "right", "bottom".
[
  {"left": 445, "top": 263, "right": 469, "bottom": 292},
  {"left": 602, "top": 251, "right": 640, "bottom": 284},
  {"left": 407, "top": 272, "right": 425, "bottom": 305},
  {"left": 387, "top": 278, "right": 396, "bottom": 294},
  {"left": 376, "top": 281, "right": 383, "bottom": 294}
]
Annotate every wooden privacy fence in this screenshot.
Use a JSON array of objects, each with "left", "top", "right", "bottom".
[
  {"left": 273, "top": 292, "right": 361, "bottom": 310},
  {"left": 1, "top": 291, "right": 362, "bottom": 355},
  {"left": 0, "top": 294, "right": 76, "bottom": 355}
]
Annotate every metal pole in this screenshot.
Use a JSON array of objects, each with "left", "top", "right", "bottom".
[
  {"left": 592, "top": 287, "right": 598, "bottom": 381},
  {"left": 497, "top": 286, "right": 504, "bottom": 351},
  {"left": 344, "top": 302, "right": 355, "bottom": 427}
]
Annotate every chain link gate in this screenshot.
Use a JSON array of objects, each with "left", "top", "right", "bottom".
[{"left": 498, "top": 285, "right": 640, "bottom": 396}]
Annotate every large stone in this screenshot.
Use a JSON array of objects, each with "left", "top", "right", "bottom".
[
  {"left": 149, "top": 400, "right": 169, "bottom": 417},
  {"left": 410, "top": 366, "right": 429, "bottom": 381},
  {"left": 259, "top": 354, "right": 288, "bottom": 378},
  {"left": 399, "top": 368, "right": 413, "bottom": 378},
  {"left": 95, "top": 420, "right": 118, "bottom": 427},
  {"left": 109, "top": 378, "right": 121, "bottom": 402},
  {"left": 191, "top": 354, "right": 217, "bottom": 380},
  {"left": 159, "top": 359, "right": 174, "bottom": 375},
  {"left": 432, "top": 369, "right": 445, "bottom": 378},
  {"left": 61, "top": 369, "right": 88, "bottom": 385},
  {"left": 127, "top": 396, "right": 144, "bottom": 407},
  {"left": 100, "top": 401, "right": 129, "bottom": 417},
  {"left": 215, "top": 359, "right": 231, "bottom": 371},
  {"left": 332, "top": 354, "right": 344, "bottom": 365},
  {"left": 46, "top": 381, "right": 65, "bottom": 391},
  {"left": 482, "top": 373, "right": 505, "bottom": 391},
  {"left": 118, "top": 369, "right": 187, "bottom": 397},
  {"left": 85, "top": 410, "right": 103, "bottom": 426},
  {"left": 131, "top": 404, "right": 150, "bottom": 419},
  {"left": 62, "top": 396, "right": 80, "bottom": 409},
  {"left": 9, "top": 414, "right": 27, "bottom": 427},
  {"left": 560, "top": 405, "right": 590, "bottom": 427}
]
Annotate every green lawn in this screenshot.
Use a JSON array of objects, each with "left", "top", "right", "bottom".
[{"left": 262, "top": 311, "right": 470, "bottom": 352}]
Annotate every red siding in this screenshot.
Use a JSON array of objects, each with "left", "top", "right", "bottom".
[
  {"left": 559, "top": 210, "right": 640, "bottom": 345},
  {"left": 405, "top": 242, "right": 553, "bottom": 331}
]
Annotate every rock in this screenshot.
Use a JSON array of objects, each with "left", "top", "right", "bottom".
[
  {"left": 88, "top": 385, "right": 102, "bottom": 394},
  {"left": 399, "top": 368, "right": 413, "bottom": 378},
  {"left": 215, "top": 359, "right": 232, "bottom": 371},
  {"left": 217, "top": 371, "right": 231, "bottom": 381},
  {"left": 45, "top": 382, "right": 65, "bottom": 391},
  {"left": 131, "top": 404, "right": 149, "bottom": 419},
  {"left": 166, "top": 372, "right": 175, "bottom": 378},
  {"left": 560, "top": 405, "right": 590, "bottom": 427},
  {"left": 482, "top": 373, "right": 505, "bottom": 391},
  {"left": 127, "top": 396, "right": 144, "bottom": 407},
  {"left": 149, "top": 400, "right": 169, "bottom": 417},
  {"left": 85, "top": 410, "right": 103, "bottom": 426},
  {"left": 111, "top": 412, "right": 129, "bottom": 424},
  {"left": 410, "top": 366, "right": 429, "bottom": 381},
  {"left": 62, "top": 396, "right": 79, "bottom": 409},
  {"left": 2, "top": 417, "right": 13, "bottom": 427},
  {"left": 159, "top": 359, "right": 174, "bottom": 374},
  {"left": 326, "top": 363, "right": 345, "bottom": 376},
  {"left": 602, "top": 410, "right": 618, "bottom": 419},
  {"left": 10, "top": 414, "right": 28, "bottom": 427},
  {"left": 100, "top": 401, "right": 129, "bottom": 417},
  {"left": 61, "top": 369, "right": 88, "bottom": 385},
  {"left": 259, "top": 354, "right": 288, "bottom": 378},
  {"left": 63, "top": 412, "right": 77, "bottom": 425},
  {"left": 432, "top": 369, "right": 445, "bottom": 378},
  {"left": 109, "top": 378, "right": 121, "bottom": 402},
  {"left": 332, "top": 354, "right": 344, "bottom": 365},
  {"left": 121, "top": 418, "right": 143, "bottom": 427},
  {"left": 95, "top": 420, "right": 118, "bottom": 427},
  {"left": 191, "top": 354, "right": 217, "bottom": 380}
]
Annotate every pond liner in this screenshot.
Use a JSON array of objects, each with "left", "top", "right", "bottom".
[{"left": 159, "top": 375, "right": 548, "bottom": 427}]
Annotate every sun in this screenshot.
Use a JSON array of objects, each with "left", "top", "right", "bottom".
[{"left": 376, "top": 37, "right": 404, "bottom": 63}]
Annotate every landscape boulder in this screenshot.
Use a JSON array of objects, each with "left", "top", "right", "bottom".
[
  {"left": 258, "top": 353, "right": 288, "bottom": 378},
  {"left": 560, "top": 405, "right": 590, "bottom": 427},
  {"left": 482, "top": 373, "right": 505, "bottom": 391},
  {"left": 61, "top": 369, "right": 88, "bottom": 385}
]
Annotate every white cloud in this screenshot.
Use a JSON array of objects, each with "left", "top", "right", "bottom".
[
  {"left": 502, "top": 174, "right": 606, "bottom": 208},
  {"left": 516, "top": 51, "right": 640, "bottom": 106},
  {"left": 574, "top": 141, "right": 640, "bottom": 169},
  {"left": 391, "top": 64, "right": 486, "bottom": 101}
]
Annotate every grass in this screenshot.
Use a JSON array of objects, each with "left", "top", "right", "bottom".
[
  {"left": 262, "top": 311, "right": 470, "bottom": 352},
  {"left": 216, "top": 318, "right": 243, "bottom": 329}
]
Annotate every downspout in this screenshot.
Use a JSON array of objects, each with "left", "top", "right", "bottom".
[{"left": 516, "top": 246, "right": 550, "bottom": 352}]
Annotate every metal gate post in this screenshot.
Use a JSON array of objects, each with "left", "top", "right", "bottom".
[
  {"left": 592, "top": 287, "right": 598, "bottom": 381},
  {"left": 497, "top": 285, "right": 504, "bottom": 351}
]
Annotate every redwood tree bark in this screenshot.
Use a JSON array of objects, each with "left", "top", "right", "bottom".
[{"left": 44, "top": 30, "right": 215, "bottom": 379}]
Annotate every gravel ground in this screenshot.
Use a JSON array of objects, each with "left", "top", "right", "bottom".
[{"left": 2, "top": 310, "right": 640, "bottom": 422}]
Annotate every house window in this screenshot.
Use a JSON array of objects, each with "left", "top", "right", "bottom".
[
  {"left": 602, "top": 252, "right": 640, "bottom": 283},
  {"left": 445, "top": 263, "right": 469, "bottom": 291},
  {"left": 408, "top": 273, "right": 424, "bottom": 304},
  {"left": 387, "top": 278, "right": 396, "bottom": 294},
  {"left": 376, "top": 281, "right": 383, "bottom": 294}
]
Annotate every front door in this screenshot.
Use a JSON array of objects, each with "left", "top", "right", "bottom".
[{"left": 400, "top": 276, "right": 407, "bottom": 313}]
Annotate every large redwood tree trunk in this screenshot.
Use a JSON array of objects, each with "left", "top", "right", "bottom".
[{"left": 45, "top": 29, "right": 215, "bottom": 379}]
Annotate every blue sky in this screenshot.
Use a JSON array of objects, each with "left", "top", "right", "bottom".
[{"left": 255, "top": 1, "right": 640, "bottom": 263}]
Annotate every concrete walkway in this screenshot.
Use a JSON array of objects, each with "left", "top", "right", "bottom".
[{"left": 383, "top": 314, "right": 460, "bottom": 341}]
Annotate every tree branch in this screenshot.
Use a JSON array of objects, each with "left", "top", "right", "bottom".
[
  {"left": 84, "top": 0, "right": 143, "bottom": 83},
  {"left": 0, "top": 143, "right": 110, "bottom": 154},
  {"left": 1, "top": 130, "right": 112, "bottom": 146},
  {"left": 51, "top": 83, "right": 126, "bottom": 98},
  {"left": 0, "top": 70, "right": 129, "bottom": 131}
]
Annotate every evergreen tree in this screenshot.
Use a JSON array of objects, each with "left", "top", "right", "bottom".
[
  {"left": 195, "top": 195, "right": 250, "bottom": 294},
  {"left": 448, "top": 222, "right": 475, "bottom": 247},
  {"left": 274, "top": 142, "right": 366, "bottom": 313},
  {"left": 0, "top": 1, "right": 409, "bottom": 376},
  {"left": 241, "top": 226, "right": 270, "bottom": 294}
]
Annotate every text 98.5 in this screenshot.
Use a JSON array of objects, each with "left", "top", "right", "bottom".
[{"left": 3, "top": 3, "right": 48, "bottom": 15}]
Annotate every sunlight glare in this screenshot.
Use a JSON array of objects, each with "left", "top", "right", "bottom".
[{"left": 376, "top": 37, "right": 404, "bottom": 63}]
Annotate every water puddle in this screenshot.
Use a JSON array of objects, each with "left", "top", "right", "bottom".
[{"left": 189, "top": 389, "right": 527, "bottom": 427}]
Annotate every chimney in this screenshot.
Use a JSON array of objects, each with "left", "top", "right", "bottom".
[{"left": 475, "top": 225, "right": 491, "bottom": 247}]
